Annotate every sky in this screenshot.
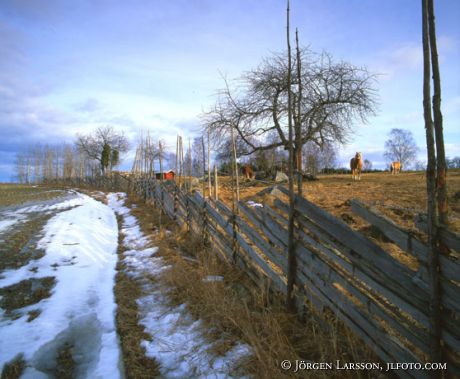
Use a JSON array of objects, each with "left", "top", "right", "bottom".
[{"left": 0, "top": 0, "right": 459, "bottom": 181}]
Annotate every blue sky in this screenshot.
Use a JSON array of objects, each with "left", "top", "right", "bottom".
[{"left": 0, "top": 0, "right": 459, "bottom": 181}]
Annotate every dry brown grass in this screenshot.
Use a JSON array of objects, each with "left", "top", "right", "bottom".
[
  {"left": 55, "top": 343, "right": 75, "bottom": 379},
  {"left": 0, "top": 277, "right": 55, "bottom": 317},
  {"left": 0, "top": 355, "right": 25, "bottom": 379},
  {"left": 217, "top": 170, "right": 460, "bottom": 233},
  {"left": 0, "top": 215, "right": 52, "bottom": 271},
  {"left": 0, "top": 184, "right": 65, "bottom": 207},
  {"left": 113, "top": 214, "right": 160, "bottom": 379},
  {"left": 127, "top": 194, "right": 381, "bottom": 379},
  {"left": 213, "top": 171, "right": 459, "bottom": 271}
]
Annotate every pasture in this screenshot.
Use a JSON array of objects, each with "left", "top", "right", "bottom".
[
  {"left": 0, "top": 184, "right": 65, "bottom": 207},
  {"left": 218, "top": 170, "right": 460, "bottom": 233}
]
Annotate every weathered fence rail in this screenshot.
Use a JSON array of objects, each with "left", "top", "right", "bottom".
[{"left": 83, "top": 173, "right": 460, "bottom": 378}]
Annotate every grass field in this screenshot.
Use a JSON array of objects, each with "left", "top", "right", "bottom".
[
  {"left": 0, "top": 185, "right": 69, "bottom": 272},
  {"left": 216, "top": 170, "right": 460, "bottom": 233},
  {"left": 0, "top": 184, "right": 65, "bottom": 207}
]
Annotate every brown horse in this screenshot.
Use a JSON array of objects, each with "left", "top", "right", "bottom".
[
  {"left": 241, "top": 165, "right": 254, "bottom": 179},
  {"left": 350, "top": 152, "right": 363, "bottom": 181},
  {"left": 390, "top": 161, "right": 401, "bottom": 175}
]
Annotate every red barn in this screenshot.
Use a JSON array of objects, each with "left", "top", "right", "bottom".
[{"left": 155, "top": 170, "right": 175, "bottom": 180}]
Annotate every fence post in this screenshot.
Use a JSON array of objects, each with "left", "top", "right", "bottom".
[
  {"left": 202, "top": 199, "right": 209, "bottom": 246},
  {"left": 173, "top": 183, "right": 178, "bottom": 223},
  {"left": 186, "top": 196, "right": 191, "bottom": 232},
  {"left": 231, "top": 212, "right": 239, "bottom": 264},
  {"left": 214, "top": 165, "right": 218, "bottom": 201}
]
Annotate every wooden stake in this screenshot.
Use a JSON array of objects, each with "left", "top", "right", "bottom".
[
  {"left": 427, "top": 0, "right": 448, "bottom": 226},
  {"left": 295, "top": 28, "right": 303, "bottom": 196},
  {"left": 214, "top": 165, "right": 218, "bottom": 201},
  {"left": 422, "top": 0, "right": 441, "bottom": 364},
  {"left": 208, "top": 128, "right": 212, "bottom": 198},
  {"left": 286, "top": 0, "right": 297, "bottom": 312},
  {"left": 175, "top": 135, "right": 179, "bottom": 184},
  {"left": 159, "top": 140, "right": 163, "bottom": 181},
  {"left": 189, "top": 138, "right": 192, "bottom": 192},
  {"left": 202, "top": 136, "right": 206, "bottom": 196}
]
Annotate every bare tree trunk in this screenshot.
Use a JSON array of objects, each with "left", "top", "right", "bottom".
[
  {"left": 151, "top": 141, "right": 157, "bottom": 178},
  {"left": 295, "top": 28, "right": 303, "bottom": 196},
  {"left": 189, "top": 138, "right": 192, "bottom": 192},
  {"left": 230, "top": 136, "right": 235, "bottom": 212},
  {"left": 207, "top": 128, "right": 211, "bottom": 198},
  {"left": 159, "top": 141, "right": 164, "bottom": 181},
  {"left": 202, "top": 136, "right": 206, "bottom": 196},
  {"left": 422, "top": 0, "right": 441, "bottom": 364},
  {"left": 34, "top": 145, "right": 41, "bottom": 183},
  {"left": 158, "top": 140, "right": 164, "bottom": 230},
  {"left": 25, "top": 153, "right": 31, "bottom": 184},
  {"left": 427, "top": 0, "right": 448, "bottom": 226},
  {"left": 178, "top": 136, "right": 183, "bottom": 188},
  {"left": 175, "top": 135, "right": 179, "bottom": 184},
  {"left": 180, "top": 137, "right": 184, "bottom": 188},
  {"left": 286, "top": 0, "right": 297, "bottom": 312},
  {"left": 231, "top": 126, "right": 240, "bottom": 202}
]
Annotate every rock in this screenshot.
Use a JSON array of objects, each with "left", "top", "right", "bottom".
[
  {"left": 269, "top": 186, "right": 284, "bottom": 197},
  {"left": 274, "top": 171, "right": 288, "bottom": 183}
]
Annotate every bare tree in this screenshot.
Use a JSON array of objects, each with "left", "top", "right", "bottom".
[
  {"left": 63, "top": 144, "right": 75, "bottom": 179},
  {"left": 301, "top": 141, "right": 337, "bottom": 175},
  {"left": 214, "top": 134, "right": 250, "bottom": 166},
  {"left": 414, "top": 160, "right": 427, "bottom": 171},
  {"left": 33, "top": 144, "right": 42, "bottom": 183},
  {"left": 384, "top": 128, "right": 418, "bottom": 170},
  {"left": 363, "top": 159, "right": 372, "bottom": 172},
  {"left": 204, "top": 47, "right": 377, "bottom": 174},
  {"left": 76, "top": 126, "right": 129, "bottom": 174},
  {"left": 446, "top": 157, "right": 460, "bottom": 169},
  {"left": 15, "top": 153, "right": 26, "bottom": 183},
  {"left": 191, "top": 137, "right": 205, "bottom": 177}
]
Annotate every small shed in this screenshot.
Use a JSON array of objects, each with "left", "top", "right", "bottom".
[{"left": 155, "top": 170, "right": 175, "bottom": 180}]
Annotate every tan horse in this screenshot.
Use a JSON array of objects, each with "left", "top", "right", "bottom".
[
  {"left": 390, "top": 161, "right": 401, "bottom": 175},
  {"left": 350, "top": 152, "right": 363, "bottom": 181},
  {"left": 241, "top": 165, "right": 254, "bottom": 179}
]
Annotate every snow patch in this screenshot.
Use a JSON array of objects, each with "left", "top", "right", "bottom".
[
  {"left": 247, "top": 200, "right": 263, "bottom": 208},
  {"left": 0, "top": 193, "right": 123, "bottom": 378},
  {"left": 107, "top": 192, "right": 251, "bottom": 378}
]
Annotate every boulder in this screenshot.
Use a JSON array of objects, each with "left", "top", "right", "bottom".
[{"left": 274, "top": 171, "right": 288, "bottom": 183}]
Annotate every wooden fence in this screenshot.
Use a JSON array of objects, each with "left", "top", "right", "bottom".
[{"left": 89, "top": 173, "right": 460, "bottom": 378}]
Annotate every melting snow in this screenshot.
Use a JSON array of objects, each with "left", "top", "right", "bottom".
[
  {"left": 246, "top": 201, "right": 263, "bottom": 208},
  {"left": 0, "top": 192, "right": 86, "bottom": 234},
  {"left": 107, "top": 192, "right": 251, "bottom": 379},
  {"left": 0, "top": 193, "right": 123, "bottom": 378},
  {"left": 1, "top": 190, "right": 251, "bottom": 378}
]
